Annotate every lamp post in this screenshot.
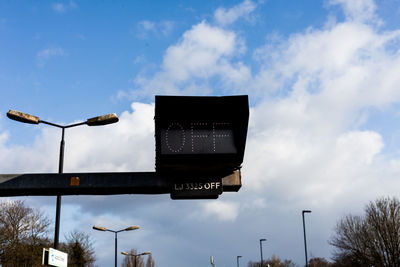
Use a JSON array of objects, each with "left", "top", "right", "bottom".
[
  {"left": 210, "top": 255, "right": 215, "bottom": 267},
  {"left": 93, "top": 225, "right": 140, "bottom": 267},
  {"left": 302, "top": 210, "right": 312, "bottom": 267},
  {"left": 121, "top": 251, "right": 151, "bottom": 267},
  {"left": 7, "top": 110, "right": 118, "bottom": 250},
  {"left": 260, "top": 238, "right": 266, "bottom": 267},
  {"left": 237, "top": 255, "right": 242, "bottom": 267}
]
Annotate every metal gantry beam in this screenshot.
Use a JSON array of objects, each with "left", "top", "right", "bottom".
[{"left": 0, "top": 170, "right": 241, "bottom": 198}]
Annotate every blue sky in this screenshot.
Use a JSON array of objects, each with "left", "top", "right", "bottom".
[{"left": 2, "top": 0, "right": 400, "bottom": 266}]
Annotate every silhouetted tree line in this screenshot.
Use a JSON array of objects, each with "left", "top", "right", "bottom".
[
  {"left": 3, "top": 196, "right": 399, "bottom": 266},
  {"left": 247, "top": 196, "right": 400, "bottom": 267},
  {"left": 0, "top": 200, "right": 95, "bottom": 267},
  {"left": 247, "top": 254, "right": 297, "bottom": 267}
]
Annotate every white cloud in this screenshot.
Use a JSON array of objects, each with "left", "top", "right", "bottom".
[
  {"left": 1, "top": 102, "right": 155, "bottom": 174},
  {"left": 243, "top": 15, "right": 400, "bottom": 206},
  {"left": 128, "top": 21, "right": 249, "bottom": 99},
  {"left": 62, "top": 102, "right": 155, "bottom": 173},
  {"left": 52, "top": 1, "right": 77, "bottom": 13},
  {"left": 329, "top": 0, "right": 379, "bottom": 23},
  {"left": 214, "top": 0, "right": 257, "bottom": 26},
  {"left": 139, "top": 20, "right": 156, "bottom": 31},
  {"left": 201, "top": 201, "right": 239, "bottom": 221},
  {"left": 334, "top": 131, "right": 383, "bottom": 165},
  {"left": 163, "top": 22, "right": 238, "bottom": 81},
  {"left": 52, "top": 3, "right": 66, "bottom": 13},
  {"left": 36, "top": 47, "right": 66, "bottom": 66},
  {"left": 0, "top": 129, "right": 58, "bottom": 173},
  {"left": 37, "top": 47, "right": 65, "bottom": 59},
  {"left": 136, "top": 20, "right": 175, "bottom": 39},
  {"left": 160, "top": 21, "right": 175, "bottom": 37}
]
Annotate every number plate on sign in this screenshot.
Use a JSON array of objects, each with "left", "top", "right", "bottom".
[{"left": 170, "top": 177, "right": 223, "bottom": 199}]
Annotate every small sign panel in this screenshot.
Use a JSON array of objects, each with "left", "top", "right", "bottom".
[
  {"left": 48, "top": 248, "right": 68, "bottom": 267},
  {"left": 170, "top": 175, "right": 223, "bottom": 199},
  {"left": 155, "top": 95, "right": 249, "bottom": 175}
]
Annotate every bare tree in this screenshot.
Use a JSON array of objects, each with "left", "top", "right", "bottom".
[
  {"left": 330, "top": 197, "right": 400, "bottom": 267},
  {"left": 146, "top": 252, "right": 155, "bottom": 267},
  {"left": 247, "top": 255, "right": 297, "bottom": 267},
  {"left": 0, "top": 200, "right": 98, "bottom": 267},
  {"left": 60, "top": 230, "right": 96, "bottom": 267},
  {"left": 309, "top": 257, "right": 331, "bottom": 267},
  {"left": 0, "top": 200, "right": 51, "bottom": 266}
]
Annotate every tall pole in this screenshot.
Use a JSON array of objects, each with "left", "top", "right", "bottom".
[
  {"left": 115, "top": 232, "right": 118, "bottom": 267},
  {"left": 54, "top": 128, "right": 65, "bottom": 249},
  {"left": 302, "top": 210, "right": 311, "bottom": 267},
  {"left": 237, "top": 256, "right": 242, "bottom": 267},
  {"left": 260, "top": 238, "right": 266, "bottom": 267},
  {"left": 93, "top": 225, "right": 139, "bottom": 267}
]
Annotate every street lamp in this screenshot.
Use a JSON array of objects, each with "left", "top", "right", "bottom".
[
  {"left": 237, "top": 255, "right": 242, "bottom": 267},
  {"left": 7, "top": 109, "right": 118, "bottom": 250},
  {"left": 121, "top": 251, "right": 151, "bottom": 267},
  {"left": 210, "top": 255, "right": 215, "bottom": 267},
  {"left": 302, "top": 210, "right": 312, "bottom": 267},
  {"left": 260, "top": 238, "right": 266, "bottom": 267},
  {"left": 93, "top": 225, "right": 140, "bottom": 267}
]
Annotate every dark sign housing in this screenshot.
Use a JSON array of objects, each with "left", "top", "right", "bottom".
[{"left": 154, "top": 95, "right": 249, "bottom": 176}]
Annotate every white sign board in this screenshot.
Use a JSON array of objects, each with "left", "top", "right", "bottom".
[{"left": 48, "top": 248, "right": 68, "bottom": 267}]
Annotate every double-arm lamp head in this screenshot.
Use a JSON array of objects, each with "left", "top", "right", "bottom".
[
  {"left": 92, "top": 225, "right": 140, "bottom": 233},
  {"left": 7, "top": 110, "right": 119, "bottom": 127},
  {"left": 121, "top": 251, "right": 151, "bottom": 256}
]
